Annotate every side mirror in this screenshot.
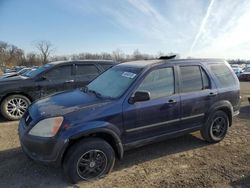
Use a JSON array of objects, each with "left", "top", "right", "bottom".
[{"left": 129, "top": 91, "right": 150, "bottom": 104}]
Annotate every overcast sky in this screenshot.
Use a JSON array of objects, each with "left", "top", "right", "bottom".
[{"left": 1, "top": 0, "right": 250, "bottom": 59}]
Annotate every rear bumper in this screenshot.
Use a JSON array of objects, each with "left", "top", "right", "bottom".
[
  {"left": 239, "top": 74, "right": 250, "bottom": 81},
  {"left": 18, "top": 118, "right": 68, "bottom": 167}
]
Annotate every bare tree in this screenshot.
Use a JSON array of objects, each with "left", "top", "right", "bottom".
[
  {"left": 24, "top": 53, "right": 42, "bottom": 66},
  {"left": 0, "top": 41, "right": 24, "bottom": 67},
  {"left": 112, "top": 49, "right": 125, "bottom": 62},
  {"left": 34, "top": 40, "right": 55, "bottom": 64}
]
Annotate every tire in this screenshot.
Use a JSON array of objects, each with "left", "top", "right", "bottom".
[
  {"left": 0, "top": 94, "right": 31, "bottom": 121},
  {"left": 200, "top": 110, "right": 229, "bottom": 143},
  {"left": 63, "top": 137, "right": 115, "bottom": 184}
]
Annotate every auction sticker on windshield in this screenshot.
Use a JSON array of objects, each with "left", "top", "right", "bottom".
[{"left": 122, "top": 72, "right": 137, "bottom": 79}]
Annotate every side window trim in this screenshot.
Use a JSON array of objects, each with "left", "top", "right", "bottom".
[{"left": 199, "top": 66, "right": 211, "bottom": 89}]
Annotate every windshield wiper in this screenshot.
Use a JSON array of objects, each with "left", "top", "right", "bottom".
[
  {"left": 80, "top": 86, "right": 115, "bottom": 99},
  {"left": 81, "top": 86, "right": 103, "bottom": 98},
  {"left": 81, "top": 86, "right": 89, "bottom": 93},
  {"left": 88, "top": 89, "right": 103, "bottom": 98}
]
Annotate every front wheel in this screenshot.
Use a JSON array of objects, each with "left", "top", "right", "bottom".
[
  {"left": 200, "top": 110, "right": 229, "bottom": 143},
  {"left": 0, "top": 94, "right": 31, "bottom": 121},
  {"left": 63, "top": 138, "right": 115, "bottom": 183}
]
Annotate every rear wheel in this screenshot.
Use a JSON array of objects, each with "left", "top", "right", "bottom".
[
  {"left": 0, "top": 94, "right": 31, "bottom": 121},
  {"left": 201, "top": 110, "right": 229, "bottom": 143},
  {"left": 63, "top": 138, "right": 115, "bottom": 183}
]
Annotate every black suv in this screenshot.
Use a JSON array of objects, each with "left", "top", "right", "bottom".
[
  {"left": 0, "top": 60, "right": 116, "bottom": 120},
  {"left": 18, "top": 59, "right": 240, "bottom": 183}
]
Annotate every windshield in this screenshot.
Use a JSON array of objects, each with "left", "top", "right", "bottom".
[
  {"left": 23, "top": 64, "right": 51, "bottom": 77},
  {"left": 18, "top": 68, "right": 30, "bottom": 74},
  {"left": 87, "top": 65, "right": 142, "bottom": 99}
]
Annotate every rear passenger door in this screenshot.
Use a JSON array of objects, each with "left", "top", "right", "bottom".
[
  {"left": 74, "top": 64, "right": 101, "bottom": 88},
  {"left": 178, "top": 65, "right": 218, "bottom": 129}
]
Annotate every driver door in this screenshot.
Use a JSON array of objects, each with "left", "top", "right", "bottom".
[
  {"left": 123, "top": 66, "right": 181, "bottom": 143},
  {"left": 37, "top": 64, "right": 75, "bottom": 97}
]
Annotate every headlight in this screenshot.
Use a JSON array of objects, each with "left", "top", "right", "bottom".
[{"left": 29, "top": 117, "right": 64, "bottom": 137}]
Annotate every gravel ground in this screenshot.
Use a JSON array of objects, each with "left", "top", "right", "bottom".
[{"left": 0, "top": 82, "right": 249, "bottom": 188}]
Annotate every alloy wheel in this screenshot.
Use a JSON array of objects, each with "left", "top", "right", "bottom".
[
  {"left": 6, "top": 97, "right": 29, "bottom": 118},
  {"left": 76, "top": 149, "right": 108, "bottom": 180},
  {"left": 211, "top": 116, "right": 228, "bottom": 139}
]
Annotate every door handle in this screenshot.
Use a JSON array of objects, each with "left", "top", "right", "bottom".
[
  {"left": 208, "top": 92, "right": 217, "bottom": 97},
  {"left": 65, "top": 80, "right": 74, "bottom": 83},
  {"left": 167, "top": 99, "right": 177, "bottom": 104}
]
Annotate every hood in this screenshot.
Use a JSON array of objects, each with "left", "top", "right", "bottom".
[
  {"left": 29, "top": 89, "right": 111, "bottom": 118},
  {"left": 0, "top": 75, "right": 28, "bottom": 82}
]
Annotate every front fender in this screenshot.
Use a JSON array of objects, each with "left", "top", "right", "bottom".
[{"left": 62, "top": 121, "right": 124, "bottom": 159}]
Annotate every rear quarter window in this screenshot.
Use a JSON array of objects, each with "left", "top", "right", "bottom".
[{"left": 208, "top": 63, "right": 236, "bottom": 87}]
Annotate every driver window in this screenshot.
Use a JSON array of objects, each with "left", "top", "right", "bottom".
[
  {"left": 44, "top": 65, "right": 72, "bottom": 80},
  {"left": 137, "top": 67, "right": 174, "bottom": 99}
]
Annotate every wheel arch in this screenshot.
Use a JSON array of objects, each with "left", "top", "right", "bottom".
[
  {"left": 206, "top": 101, "right": 233, "bottom": 126},
  {"left": 61, "top": 129, "right": 124, "bottom": 165},
  {"left": 0, "top": 92, "right": 34, "bottom": 105}
]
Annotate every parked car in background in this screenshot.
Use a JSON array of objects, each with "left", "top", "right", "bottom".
[
  {"left": 232, "top": 67, "right": 242, "bottom": 77},
  {"left": 239, "top": 67, "right": 250, "bottom": 81},
  {"left": 242, "top": 65, "right": 250, "bottom": 72},
  {"left": 3, "top": 68, "right": 16, "bottom": 74},
  {"left": 15, "top": 66, "right": 27, "bottom": 72},
  {"left": 230, "top": 64, "right": 244, "bottom": 77},
  {"left": 0, "top": 60, "right": 116, "bottom": 120},
  {"left": 18, "top": 58, "right": 240, "bottom": 183},
  {"left": 0, "top": 68, "right": 35, "bottom": 79}
]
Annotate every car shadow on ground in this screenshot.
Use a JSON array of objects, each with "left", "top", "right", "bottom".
[
  {"left": 0, "top": 115, "right": 19, "bottom": 124},
  {"left": 0, "top": 133, "right": 208, "bottom": 187},
  {"left": 114, "top": 133, "right": 207, "bottom": 171},
  {"left": 230, "top": 175, "right": 250, "bottom": 188},
  {"left": 0, "top": 116, "right": 6, "bottom": 123},
  {"left": 238, "top": 105, "right": 250, "bottom": 120}
]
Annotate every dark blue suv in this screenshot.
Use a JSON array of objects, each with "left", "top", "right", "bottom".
[{"left": 18, "top": 59, "right": 240, "bottom": 183}]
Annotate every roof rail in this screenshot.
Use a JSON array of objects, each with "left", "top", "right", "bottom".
[{"left": 158, "top": 55, "right": 176, "bottom": 60}]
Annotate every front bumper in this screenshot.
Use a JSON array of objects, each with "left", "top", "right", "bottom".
[
  {"left": 18, "top": 117, "right": 68, "bottom": 167},
  {"left": 233, "top": 110, "right": 240, "bottom": 117}
]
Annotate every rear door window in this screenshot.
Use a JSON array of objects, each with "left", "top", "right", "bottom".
[
  {"left": 180, "top": 66, "right": 202, "bottom": 93},
  {"left": 44, "top": 65, "right": 73, "bottom": 80},
  {"left": 180, "top": 65, "right": 210, "bottom": 93},
  {"left": 75, "top": 64, "right": 99, "bottom": 77}
]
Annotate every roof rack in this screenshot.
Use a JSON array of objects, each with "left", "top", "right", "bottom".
[{"left": 158, "top": 55, "right": 176, "bottom": 60}]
